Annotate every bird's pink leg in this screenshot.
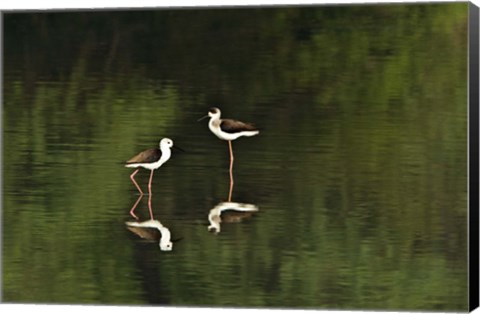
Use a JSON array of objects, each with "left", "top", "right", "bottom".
[
  {"left": 228, "top": 140, "right": 234, "bottom": 202},
  {"left": 228, "top": 176, "right": 234, "bottom": 202},
  {"left": 130, "top": 168, "right": 144, "bottom": 195},
  {"left": 129, "top": 194, "right": 143, "bottom": 220}
]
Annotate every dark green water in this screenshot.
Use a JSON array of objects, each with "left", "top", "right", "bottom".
[{"left": 2, "top": 3, "right": 469, "bottom": 311}]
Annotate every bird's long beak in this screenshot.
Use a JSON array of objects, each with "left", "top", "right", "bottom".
[
  {"left": 171, "top": 237, "right": 183, "bottom": 243},
  {"left": 197, "top": 115, "right": 209, "bottom": 122},
  {"left": 173, "top": 145, "right": 185, "bottom": 152}
]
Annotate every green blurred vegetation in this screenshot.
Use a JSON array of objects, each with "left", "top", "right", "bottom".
[{"left": 2, "top": 3, "right": 469, "bottom": 311}]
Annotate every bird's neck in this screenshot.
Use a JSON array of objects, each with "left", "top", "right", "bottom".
[
  {"left": 209, "top": 115, "right": 221, "bottom": 129},
  {"left": 159, "top": 227, "right": 171, "bottom": 243},
  {"left": 159, "top": 146, "right": 171, "bottom": 164}
]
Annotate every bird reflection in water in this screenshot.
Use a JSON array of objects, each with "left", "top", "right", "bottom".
[
  {"left": 126, "top": 219, "right": 174, "bottom": 251},
  {"left": 126, "top": 190, "right": 178, "bottom": 251},
  {"left": 128, "top": 189, "right": 154, "bottom": 220},
  {"left": 208, "top": 176, "right": 259, "bottom": 234},
  {"left": 207, "top": 201, "right": 259, "bottom": 234}
]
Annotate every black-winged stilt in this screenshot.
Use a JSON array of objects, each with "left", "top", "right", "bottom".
[
  {"left": 125, "top": 138, "right": 179, "bottom": 196},
  {"left": 198, "top": 107, "right": 259, "bottom": 199}
]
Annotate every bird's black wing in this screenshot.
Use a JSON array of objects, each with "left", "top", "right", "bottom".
[
  {"left": 126, "top": 148, "right": 162, "bottom": 164},
  {"left": 220, "top": 119, "right": 258, "bottom": 134}
]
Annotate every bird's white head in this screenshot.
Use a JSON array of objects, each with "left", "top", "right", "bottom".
[
  {"left": 160, "top": 241, "right": 173, "bottom": 251},
  {"left": 208, "top": 107, "right": 221, "bottom": 119},
  {"left": 160, "top": 138, "right": 174, "bottom": 149},
  {"left": 159, "top": 226, "right": 173, "bottom": 251}
]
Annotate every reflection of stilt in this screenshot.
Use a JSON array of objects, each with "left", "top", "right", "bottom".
[
  {"left": 228, "top": 140, "right": 234, "bottom": 194},
  {"left": 130, "top": 168, "right": 144, "bottom": 195},
  {"left": 128, "top": 190, "right": 153, "bottom": 220},
  {"left": 148, "top": 190, "right": 154, "bottom": 220},
  {"left": 228, "top": 144, "right": 234, "bottom": 202},
  {"left": 228, "top": 181, "right": 233, "bottom": 202},
  {"left": 208, "top": 201, "right": 259, "bottom": 234},
  {"left": 147, "top": 169, "right": 154, "bottom": 196},
  {"left": 129, "top": 194, "right": 143, "bottom": 220},
  {"left": 126, "top": 219, "right": 174, "bottom": 251}
]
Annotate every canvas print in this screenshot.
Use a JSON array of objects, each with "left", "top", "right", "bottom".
[{"left": 2, "top": 2, "right": 477, "bottom": 312}]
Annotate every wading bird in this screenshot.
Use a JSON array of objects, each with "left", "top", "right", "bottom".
[
  {"left": 125, "top": 138, "right": 180, "bottom": 196},
  {"left": 198, "top": 107, "right": 259, "bottom": 200}
]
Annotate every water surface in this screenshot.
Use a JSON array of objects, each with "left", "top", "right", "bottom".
[{"left": 2, "top": 3, "right": 469, "bottom": 311}]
